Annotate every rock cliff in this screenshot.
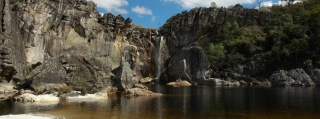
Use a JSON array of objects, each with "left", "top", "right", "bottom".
[
  {"left": 1, "top": 0, "right": 319, "bottom": 94},
  {"left": 159, "top": 7, "right": 271, "bottom": 83},
  {"left": 0, "top": 0, "right": 164, "bottom": 94}
]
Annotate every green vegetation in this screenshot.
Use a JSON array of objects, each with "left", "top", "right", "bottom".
[
  {"left": 23, "top": 66, "right": 32, "bottom": 77},
  {"left": 210, "top": 2, "right": 218, "bottom": 8},
  {"left": 11, "top": 4, "right": 20, "bottom": 11},
  {"left": 205, "top": 0, "right": 320, "bottom": 76},
  {"left": 57, "top": 86, "right": 73, "bottom": 96},
  {"left": 0, "top": 77, "right": 5, "bottom": 82},
  {"left": 50, "top": 23, "right": 57, "bottom": 30},
  {"left": 70, "top": 72, "right": 89, "bottom": 94}
]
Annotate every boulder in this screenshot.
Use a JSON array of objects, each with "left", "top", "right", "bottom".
[
  {"left": 167, "top": 43, "right": 212, "bottom": 83},
  {"left": 140, "top": 77, "right": 153, "bottom": 84},
  {"left": 198, "top": 78, "right": 240, "bottom": 86},
  {"left": 123, "top": 88, "right": 162, "bottom": 97},
  {"left": 311, "top": 69, "right": 320, "bottom": 86},
  {"left": 269, "top": 69, "right": 315, "bottom": 86},
  {"left": 239, "top": 80, "right": 248, "bottom": 85},
  {"left": 132, "top": 83, "right": 148, "bottom": 89},
  {"left": 286, "top": 69, "right": 315, "bottom": 86},
  {"left": 25, "top": 57, "right": 67, "bottom": 93},
  {"left": 112, "top": 62, "right": 139, "bottom": 90},
  {"left": 270, "top": 70, "right": 295, "bottom": 86},
  {"left": 250, "top": 80, "right": 271, "bottom": 86},
  {"left": 167, "top": 80, "right": 191, "bottom": 87},
  {"left": 13, "top": 93, "right": 59, "bottom": 102},
  {"left": 62, "top": 90, "right": 108, "bottom": 101}
]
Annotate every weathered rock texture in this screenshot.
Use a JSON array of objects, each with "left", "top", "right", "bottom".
[
  {"left": 0, "top": 0, "right": 161, "bottom": 94},
  {"left": 310, "top": 69, "right": 320, "bottom": 86},
  {"left": 1, "top": 0, "right": 319, "bottom": 91},
  {"left": 269, "top": 69, "right": 315, "bottom": 86},
  {"left": 167, "top": 43, "right": 211, "bottom": 83},
  {"left": 160, "top": 7, "right": 271, "bottom": 83},
  {"left": 160, "top": 7, "right": 270, "bottom": 53}
]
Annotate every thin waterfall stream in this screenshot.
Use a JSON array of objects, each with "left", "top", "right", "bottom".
[{"left": 155, "top": 36, "right": 164, "bottom": 82}]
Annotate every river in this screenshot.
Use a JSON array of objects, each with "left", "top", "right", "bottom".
[{"left": 1, "top": 85, "right": 320, "bottom": 119}]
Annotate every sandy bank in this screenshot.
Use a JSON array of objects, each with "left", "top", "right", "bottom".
[{"left": 0, "top": 114, "right": 60, "bottom": 119}]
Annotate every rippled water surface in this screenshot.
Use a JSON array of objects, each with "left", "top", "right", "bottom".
[{"left": 1, "top": 85, "right": 320, "bottom": 119}]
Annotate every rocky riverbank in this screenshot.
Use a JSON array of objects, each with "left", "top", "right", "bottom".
[
  {"left": 0, "top": 0, "right": 320, "bottom": 105},
  {"left": 0, "top": 114, "right": 60, "bottom": 119},
  {"left": 1, "top": 67, "right": 320, "bottom": 103},
  {"left": 0, "top": 82, "right": 18, "bottom": 101}
]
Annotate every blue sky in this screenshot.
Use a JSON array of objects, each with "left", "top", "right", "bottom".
[{"left": 88, "top": 0, "right": 291, "bottom": 28}]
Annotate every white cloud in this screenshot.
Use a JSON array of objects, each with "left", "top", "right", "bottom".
[
  {"left": 151, "top": 16, "right": 157, "bottom": 21},
  {"left": 132, "top": 6, "right": 153, "bottom": 15},
  {"left": 259, "top": 0, "right": 302, "bottom": 8},
  {"left": 261, "top": 1, "right": 273, "bottom": 7},
  {"left": 161, "top": 0, "right": 255, "bottom": 9},
  {"left": 87, "top": 0, "right": 128, "bottom": 14}
]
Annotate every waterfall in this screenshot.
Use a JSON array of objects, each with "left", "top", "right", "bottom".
[{"left": 155, "top": 36, "right": 164, "bottom": 82}]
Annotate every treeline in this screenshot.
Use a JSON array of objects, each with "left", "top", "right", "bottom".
[{"left": 205, "top": 0, "right": 320, "bottom": 76}]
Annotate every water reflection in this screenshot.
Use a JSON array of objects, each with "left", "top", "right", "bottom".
[
  {"left": 154, "top": 84, "right": 163, "bottom": 119},
  {"left": 1, "top": 86, "right": 320, "bottom": 119}
]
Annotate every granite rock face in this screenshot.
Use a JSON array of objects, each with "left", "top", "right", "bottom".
[
  {"left": 160, "top": 8, "right": 269, "bottom": 54},
  {"left": 112, "top": 62, "right": 139, "bottom": 91},
  {"left": 159, "top": 7, "right": 271, "bottom": 83},
  {"left": 0, "top": 0, "right": 158, "bottom": 94},
  {"left": 167, "top": 43, "right": 211, "bottom": 83}
]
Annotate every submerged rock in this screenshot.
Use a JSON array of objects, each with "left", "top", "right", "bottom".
[
  {"left": 167, "top": 80, "right": 191, "bottom": 87},
  {"left": 123, "top": 88, "right": 162, "bottom": 97},
  {"left": 59, "top": 89, "right": 109, "bottom": 101},
  {"left": 140, "top": 77, "right": 153, "bottom": 84},
  {"left": 65, "top": 93, "right": 108, "bottom": 101},
  {"left": 13, "top": 93, "right": 59, "bottom": 102},
  {"left": 198, "top": 78, "right": 240, "bottom": 86}
]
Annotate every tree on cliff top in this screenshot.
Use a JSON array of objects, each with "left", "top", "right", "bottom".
[
  {"left": 254, "top": 0, "right": 264, "bottom": 8},
  {"left": 210, "top": 2, "right": 218, "bottom": 8}
]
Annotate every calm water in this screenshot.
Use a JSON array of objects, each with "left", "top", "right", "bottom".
[{"left": 1, "top": 85, "right": 320, "bottom": 119}]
